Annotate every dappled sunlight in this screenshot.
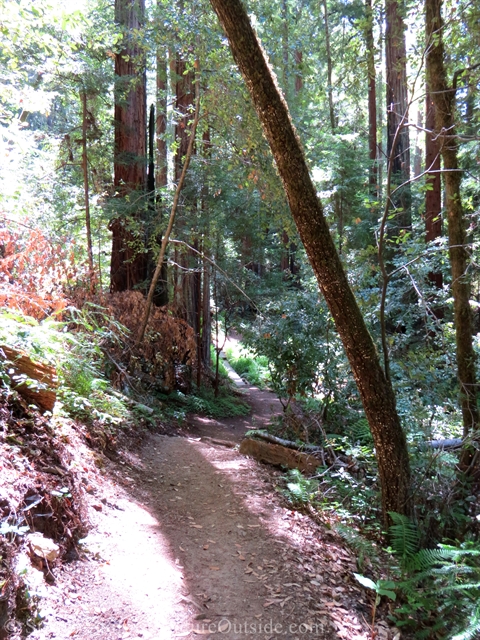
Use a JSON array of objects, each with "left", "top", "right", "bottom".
[{"left": 118, "top": 435, "right": 375, "bottom": 640}]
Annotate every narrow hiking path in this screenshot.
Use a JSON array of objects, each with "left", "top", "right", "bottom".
[{"left": 29, "top": 370, "right": 394, "bottom": 640}]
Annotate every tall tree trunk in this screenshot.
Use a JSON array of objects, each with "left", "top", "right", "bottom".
[
  {"left": 322, "top": 0, "right": 336, "bottom": 132},
  {"left": 153, "top": 47, "right": 169, "bottom": 305},
  {"left": 365, "top": 0, "right": 378, "bottom": 197},
  {"left": 294, "top": 49, "right": 303, "bottom": 94},
  {"left": 425, "top": 85, "right": 443, "bottom": 291},
  {"left": 156, "top": 54, "right": 168, "bottom": 190},
  {"left": 425, "top": 0, "right": 479, "bottom": 468},
  {"left": 209, "top": 0, "right": 411, "bottom": 522},
  {"left": 173, "top": 52, "right": 199, "bottom": 331},
  {"left": 81, "top": 90, "right": 94, "bottom": 285},
  {"left": 201, "top": 128, "right": 212, "bottom": 369},
  {"left": 110, "top": 0, "right": 148, "bottom": 292},
  {"left": 281, "top": 0, "right": 289, "bottom": 99},
  {"left": 385, "top": 0, "right": 410, "bottom": 231}
]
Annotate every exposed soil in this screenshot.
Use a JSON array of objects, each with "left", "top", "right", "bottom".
[{"left": 24, "top": 378, "right": 397, "bottom": 640}]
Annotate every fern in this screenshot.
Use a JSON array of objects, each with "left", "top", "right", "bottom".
[
  {"left": 335, "top": 523, "right": 379, "bottom": 571},
  {"left": 388, "top": 512, "right": 420, "bottom": 566},
  {"left": 393, "top": 539, "right": 480, "bottom": 639},
  {"left": 282, "top": 469, "right": 319, "bottom": 505}
]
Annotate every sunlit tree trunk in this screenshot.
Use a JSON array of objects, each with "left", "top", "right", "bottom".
[
  {"left": 425, "top": 0, "right": 479, "bottom": 468},
  {"left": 210, "top": 0, "right": 411, "bottom": 523},
  {"left": 110, "top": 0, "right": 148, "bottom": 293}
]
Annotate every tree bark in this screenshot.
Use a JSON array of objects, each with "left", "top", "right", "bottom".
[
  {"left": 173, "top": 52, "right": 200, "bottom": 331},
  {"left": 322, "top": 0, "right": 336, "bottom": 133},
  {"left": 425, "top": 0, "right": 479, "bottom": 466},
  {"left": 81, "top": 90, "right": 94, "bottom": 285},
  {"left": 154, "top": 49, "right": 169, "bottom": 306},
  {"left": 365, "top": 0, "right": 378, "bottom": 197},
  {"left": 425, "top": 85, "right": 443, "bottom": 291},
  {"left": 385, "top": 0, "right": 410, "bottom": 230},
  {"left": 110, "top": 0, "right": 148, "bottom": 293},
  {"left": 209, "top": 0, "right": 411, "bottom": 522}
]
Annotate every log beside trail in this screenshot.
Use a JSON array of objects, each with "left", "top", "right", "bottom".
[
  {"left": 239, "top": 437, "right": 320, "bottom": 474},
  {"left": 1, "top": 345, "right": 58, "bottom": 412}
]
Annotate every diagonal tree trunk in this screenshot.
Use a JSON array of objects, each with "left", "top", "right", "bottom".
[
  {"left": 425, "top": 0, "right": 479, "bottom": 469},
  {"left": 209, "top": 0, "right": 411, "bottom": 522}
]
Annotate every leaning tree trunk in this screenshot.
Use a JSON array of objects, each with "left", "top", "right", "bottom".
[
  {"left": 209, "top": 0, "right": 411, "bottom": 522},
  {"left": 425, "top": 0, "right": 479, "bottom": 469},
  {"left": 110, "top": 0, "right": 148, "bottom": 292}
]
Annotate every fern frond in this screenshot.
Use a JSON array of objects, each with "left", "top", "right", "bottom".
[
  {"left": 334, "top": 523, "right": 379, "bottom": 568},
  {"left": 388, "top": 512, "right": 419, "bottom": 564},
  {"left": 405, "top": 547, "right": 454, "bottom": 572},
  {"left": 452, "top": 601, "right": 480, "bottom": 640}
]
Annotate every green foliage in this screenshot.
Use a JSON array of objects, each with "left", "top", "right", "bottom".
[
  {"left": 281, "top": 469, "right": 319, "bottom": 506},
  {"left": 240, "top": 288, "right": 349, "bottom": 409},
  {"left": 334, "top": 524, "right": 381, "bottom": 572},
  {"left": 159, "top": 386, "right": 250, "bottom": 421},
  {"left": 353, "top": 573, "right": 396, "bottom": 602},
  {"left": 0, "top": 307, "right": 138, "bottom": 429},
  {"left": 225, "top": 344, "right": 270, "bottom": 387},
  {"left": 388, "top": 514, "right": 480, "bottom": 639},
  {"left": 388, "top": 512, "right": 420, "bottom": 568}
]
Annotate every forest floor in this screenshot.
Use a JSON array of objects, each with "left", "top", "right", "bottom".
[{"left": 20, "top": 348, "right": 398, "bottom": 640}]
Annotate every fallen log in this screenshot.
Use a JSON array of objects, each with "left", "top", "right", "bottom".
[
  {"left": 246, "top": 429, "right": 322, "bottom": 453},
  {"left": 425, "top": 438, "right": 463, "bottom": 450},
  {"left": 239, "top": 438, "right": 320, "bottom": 474},
  {"left": 1, "top": 345, "right": 58, "bottom": 412}
]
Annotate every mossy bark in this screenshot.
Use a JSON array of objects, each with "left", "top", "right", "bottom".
[{"left": 209, "top": 0, "right": 411, "bottom": 522}]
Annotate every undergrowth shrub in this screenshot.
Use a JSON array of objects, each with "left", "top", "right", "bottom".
[{"left": 157, "top": 385, "right": 250, "bottom": 421}]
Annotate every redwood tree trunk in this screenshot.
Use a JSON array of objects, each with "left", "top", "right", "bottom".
[
  {"left": 209, "top": 0, "right": 411, "bottom": 522},
  {"left": 385, "top": 0, "right": 410, "bottom": 231},
  {"left": 425, "top": 0, "right": 479, "bottom": 465},
  {"left": 110, "top": 0, "right": 148, "bottom": 292}
]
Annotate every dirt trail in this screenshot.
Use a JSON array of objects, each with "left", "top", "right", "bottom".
[{"left": 29, "top": 379, "right": 387, "bottom": 640}]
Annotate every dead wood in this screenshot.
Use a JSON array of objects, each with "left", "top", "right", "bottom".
[
  {"left": 1, "top": 345, "right": 57, "bottom": 412},
  {"left": 247, "top": 429, "right": 322, "bottom": 453},
  {"left": 240, "top": 438, "right": 320, "bottom": 474}
]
